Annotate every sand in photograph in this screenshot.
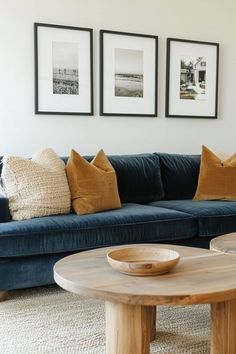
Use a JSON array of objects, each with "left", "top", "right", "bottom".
[
  {"left": 52, "top": 41, "right": 79, "bottom": 95},
  {"left": 115, "top": 48, "right": 143, "bottom": 97}
]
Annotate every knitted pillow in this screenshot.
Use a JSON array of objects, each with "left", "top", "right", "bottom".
[{"left": 2, "top": 148, "right": 71, "bottom": 220}]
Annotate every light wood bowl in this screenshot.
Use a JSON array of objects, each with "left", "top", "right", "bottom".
[{"left": 107, "top": 246, "right": 180, "bottom": 276}]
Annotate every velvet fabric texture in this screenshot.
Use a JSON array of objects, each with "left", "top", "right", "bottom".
[
  {"left": 194, "top": 146, "right": 236, "bottom": 201},
  {"left": 0, "top": 253, "right": 71, "bottom": 290},
  {"left": 1, "top": 154, "right": 165, "bottom": 204},
  {"left": 157, "top": 153, "right": 201, "bottom": 200},
  {"left": 0, "top": 203, "right": 197, "bottom": 258},
  {"left": 0, "top": 236, "right": 212, "bottom": 291},
  {"left": 66, "top": 149, "right": 121, "bottom": 215},
  {"left": 150, "top": 200, "right": 236, "bottom": 237},
  {"left": 2, "top": 150, "right": 236, "bottom": 292},
  {"left": 63, "top": 153, "right": 164, "bottom": 203},
  {"left": 0, "top": 193, "right": 10, "bottom": 222},
  {"left": 108, "top": 154, "right": 164, "bottom": 203}
]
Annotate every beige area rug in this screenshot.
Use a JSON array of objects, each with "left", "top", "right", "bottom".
[{"left": 0, "top": 285, "right": 210, "bottom": 354}]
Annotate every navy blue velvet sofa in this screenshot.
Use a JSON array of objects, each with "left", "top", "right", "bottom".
[{"left": 1, "top": 152, "right": 236, "bottom": 292}]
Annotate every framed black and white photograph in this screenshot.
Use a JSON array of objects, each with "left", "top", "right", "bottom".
[
  {"left": 100, "top": 30, "right": 158, "bottom": 116},
  {"left": 34, "top": 23, "right": 93, "bottom": 115},
  {"left": 166, "top": 38, "right": 219, "bottom": 118}
]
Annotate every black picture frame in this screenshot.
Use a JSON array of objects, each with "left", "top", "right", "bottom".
[
  {"left": 34, "top": 22, "right": 93, "bottom": 115},
  {"left": 165, "top": 38, "right": 219, "bottom": 119},
  {"left": 100, "top": 30, "right": 158, "bottom": 117}
]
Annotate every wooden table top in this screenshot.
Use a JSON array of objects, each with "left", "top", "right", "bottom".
[
  {"left": 210, "top": 233, "right": 236, "bottom": 254},
  {"left": 54, "top": 244, "right": 236, "bottom": 306}
]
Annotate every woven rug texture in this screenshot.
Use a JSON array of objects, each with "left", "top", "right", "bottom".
[{"left": 0, "top": 285, "right": 210, "bottom": 354}]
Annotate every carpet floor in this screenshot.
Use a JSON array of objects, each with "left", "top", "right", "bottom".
[{"left": 0, "top": 285, "right": 210, "bottom": 353}]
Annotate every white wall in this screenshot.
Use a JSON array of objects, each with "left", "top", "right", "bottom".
[{"left": 0, "top": 0, "right": 236, "bottom": 156}]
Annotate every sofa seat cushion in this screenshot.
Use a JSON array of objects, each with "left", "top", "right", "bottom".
[
  {"left": 0, "top": 203, "right": 197, "bottom": 257},
  {"left": 149, "top": 200, "right": 236, "bottom": 237}
]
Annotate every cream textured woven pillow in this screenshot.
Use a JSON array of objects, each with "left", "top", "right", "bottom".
[{"left": 2, "top": 148, "right": 71, "bottom": 220}]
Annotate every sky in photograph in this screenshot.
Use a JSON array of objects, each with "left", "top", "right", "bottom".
[
  {"left": 52, "top": 41, "right": 78, "bottom": 69},
  {"left": 115, "top": 48, "right": 143, "bottom": 75}
]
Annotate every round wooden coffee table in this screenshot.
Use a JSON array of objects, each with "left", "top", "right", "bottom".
[
  {"left": 210, "top": 232, "right": 236, "bottom": 254},
  {"left": 54, "top": 244, "right": 236, "bottom": 354}
]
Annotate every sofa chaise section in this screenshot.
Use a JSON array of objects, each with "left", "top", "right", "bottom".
[
  {"left": 150, "top": 200, "right": 236, "bottom": 238},
  {"left": 155, "top": 152, "right": 236, "bottom": 238}
]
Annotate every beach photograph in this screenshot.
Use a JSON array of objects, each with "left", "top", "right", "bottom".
[
  {"left": 114, "top": 48, "right": 144, "bottom": 97},
  {"left": 52, "top": 41, "right": 79, "bottom": 95}
]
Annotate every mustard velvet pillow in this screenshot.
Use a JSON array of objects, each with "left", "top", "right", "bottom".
[
  {"left": 66, "top": 149, "right": 121, "bottom": 215},
  {"left": 194, "top": 146, "right": 236, "bottom": 201}
]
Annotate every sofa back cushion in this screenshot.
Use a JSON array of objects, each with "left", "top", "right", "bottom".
[
  {"left": 157, "top": 153, "right": 201, "bottom": 200},
  {"left": 108, "top": 154, "right": 164, "bottom": 203},
  {"left": 1, "top": 153, "right": 164, "bottom": 204},
  {"left": 63, "top": 153, "right": 164, "bottom": 203}
]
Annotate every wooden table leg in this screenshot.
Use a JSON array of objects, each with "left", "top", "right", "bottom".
[
  {"left": 106, "top": 301, "right": 151, "bottom": 354},
  {"left": 211, "top": 299, "right": 236, "bottom": 354},
  {"left": 0, "top": 291, "right": 8, "bottom": 302},
  {"left": 150, "top": 306, "right": 156, "bottom": 341}
]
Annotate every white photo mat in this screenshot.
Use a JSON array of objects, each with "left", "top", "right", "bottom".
[
  {"left": 35, "top": 23, "right": 93, "bottom": 115},
  {"left": 166, "top": 39, "right": 219, "bottom": 118},
  {"left": 101, "top": 31, "right": 158, "bottom": 116}
]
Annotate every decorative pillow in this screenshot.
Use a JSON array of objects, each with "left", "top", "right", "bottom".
[
  {"left": 194, "top": 145, "right": 236, "bottom": 201},
  {"left": 66, "top": 149, "right": 121, "bottom": 215},
  {"left": 2, "top": 148, "right": 71, "bottom": 220}
]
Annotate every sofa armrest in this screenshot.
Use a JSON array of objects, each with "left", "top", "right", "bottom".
[{"left": 0, "top": 193, "right": 10, "bottom": 222}]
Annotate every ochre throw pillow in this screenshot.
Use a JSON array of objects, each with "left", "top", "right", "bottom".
[
  {"left": 66, "top": 149, "right": 121, "bottom": 215},
  {"left": 194, "top": 145, "right": 236, "bottom": 201},
  {"left": 2, "top": 148, "right": 71, "bottom": 220}
]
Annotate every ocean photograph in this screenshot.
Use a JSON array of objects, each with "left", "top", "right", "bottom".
[
  {"left": 114, "top": 48, "right": 143, "bottom": 97},
  {"left": 52, "top": 41, "right": 79, "bottom": 95}
]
